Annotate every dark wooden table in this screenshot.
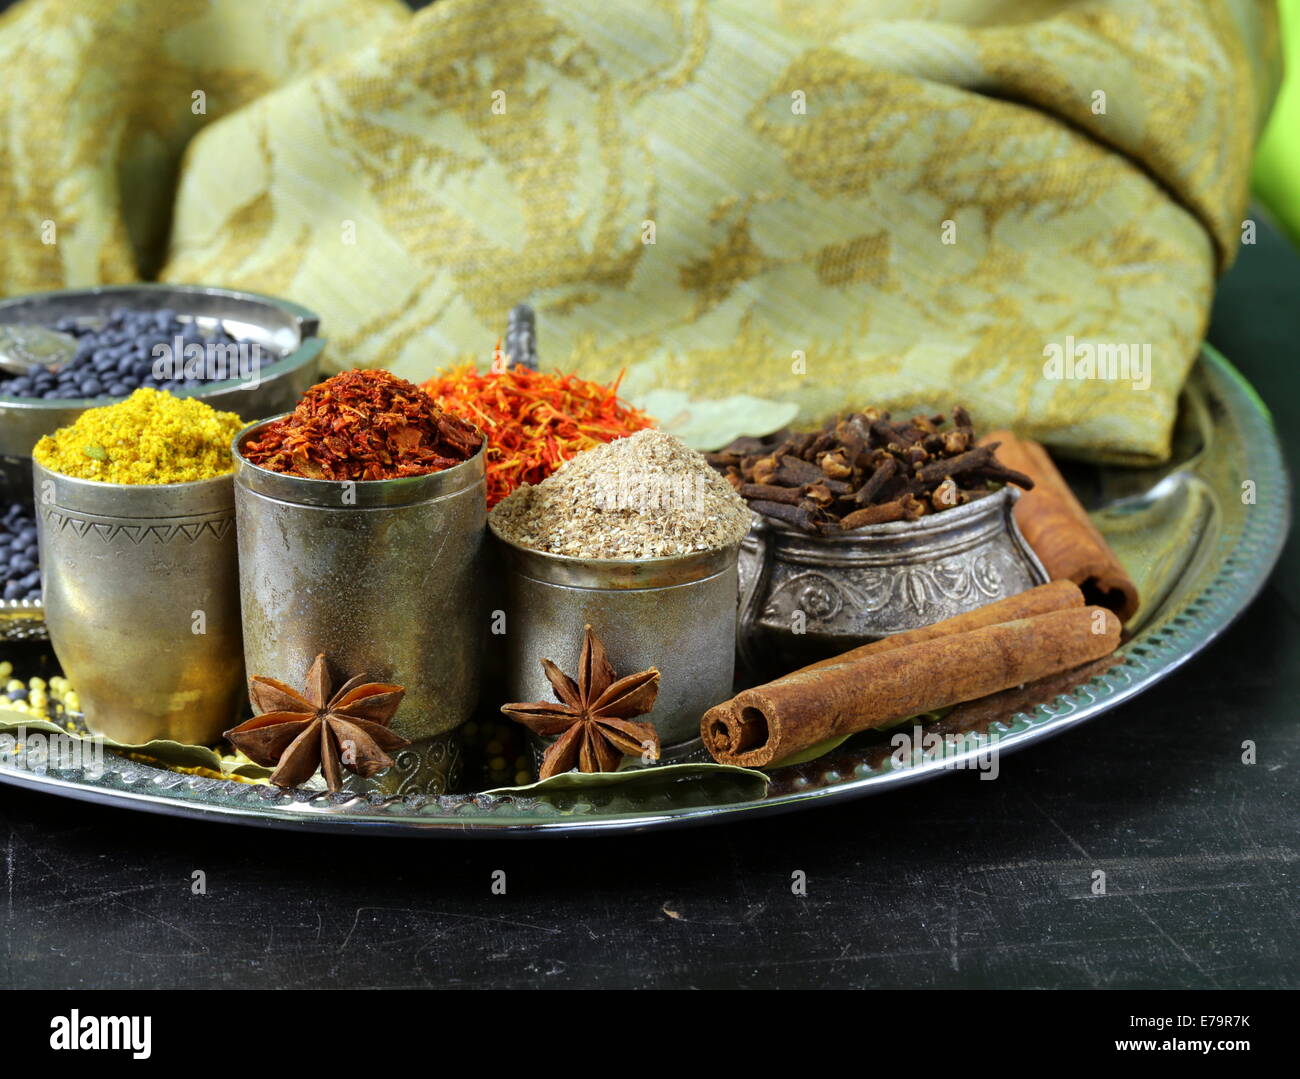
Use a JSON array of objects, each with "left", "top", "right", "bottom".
[{"left": 1, "top": 219, "right": 1295, "bottom": 991}]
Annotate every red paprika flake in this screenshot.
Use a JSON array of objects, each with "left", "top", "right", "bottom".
[
  {"left": 244, "top": 369, "right": 482, "bottom": 481},
  {"left": 420, "top": 363, "right": 655, "bottom": 507}
]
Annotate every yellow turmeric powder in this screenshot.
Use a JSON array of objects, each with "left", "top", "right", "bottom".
[{"left": 33, "top": 388, "right": 244, "bottom": 484}]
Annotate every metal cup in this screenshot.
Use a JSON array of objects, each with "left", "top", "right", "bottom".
[
  {"left": 232, "top": 420, "right": 487, "bottom": 770},
  {"left": 490, "top": 531, "right": 740, "bottom": 758},
  {"left": 32, "top": 460, "right": 244, "bottom": 745}
]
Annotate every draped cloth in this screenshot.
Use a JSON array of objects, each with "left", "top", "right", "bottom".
[{"left": 0, "top": 0, "right": 1279, "bottom": 461}]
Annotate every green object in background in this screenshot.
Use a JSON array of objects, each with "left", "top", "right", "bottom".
[
  {"left": 1254, "top": 0, "right": 1300, "bottom": 247},
  {"left": 631, "top": 389, "right": 798, "bottom": 452},
  {"left": 0, "top": 709, "right": 272, "bottom": 781}
]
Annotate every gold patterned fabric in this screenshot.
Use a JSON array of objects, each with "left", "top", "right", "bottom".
[{"left": 0, "top": 0, "right": 1278, "bottom": 462}]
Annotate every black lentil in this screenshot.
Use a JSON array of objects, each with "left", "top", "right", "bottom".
[
  {"left": 0, "top": 307, "right": 261, "bottom": 400},
  {"left": 1, "top": 501, "right": 41, "bottom": 602}
]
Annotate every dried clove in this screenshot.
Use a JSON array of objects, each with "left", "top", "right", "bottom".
[
  {"left": 749, "top": 500, "right": 817, "bottom": 531},
  {"left": 801, "top": 481, "right": 836, "bottom": 509},
  {"left": 739, "top": 483, "right": 804, "bottom": 505},
  {"left": 915, "top": 444, "right": 999, "bottom": 485},
  {"left": 852, "top": 456, "right": 898, "bottom": 505},
  {"left": 931, "top": 477, "right": 961, "bottom": 511},
  {"left": 711, "top": 404, "right": 1031, "bottom": 535},
  {"left": 838, "top": 500, "right": 910, "bottom": 530}
]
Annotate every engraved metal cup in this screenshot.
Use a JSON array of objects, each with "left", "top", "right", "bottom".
[
  {"left": 32, "top": 460, "right": 244, "bottom": 745},
  {"left": 490, "top": 530, "right": 740, "bottom": 758},
  {"left": 232, "top": 419, "right": 487, "bottom": 794},
  {"left": 737, "top": 486, "right": 1048, "bottom": 672}
]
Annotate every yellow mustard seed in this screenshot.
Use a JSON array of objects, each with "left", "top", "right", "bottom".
[{"left": 33, "top": 388, "right": 244, "bottom": 484}]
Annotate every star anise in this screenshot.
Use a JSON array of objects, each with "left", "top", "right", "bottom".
[
  {"left": 501, "top": 625, "right": 661, "bottom": 779},
  {"left": 224, "top": 654, "right": 409, "bottom": 791}
]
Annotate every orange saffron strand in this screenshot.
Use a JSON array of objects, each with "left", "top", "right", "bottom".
[{"left": 420, "top": 363, "right": 655, "bottom": 507}]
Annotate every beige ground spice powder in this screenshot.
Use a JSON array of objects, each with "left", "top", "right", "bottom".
[{"left": 489, "top": 430, "right": 752, "bottom": 559}]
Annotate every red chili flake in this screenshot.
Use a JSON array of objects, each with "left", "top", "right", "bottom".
[{"left": 243, "top": 369, "right": 482, "bottom": 481}]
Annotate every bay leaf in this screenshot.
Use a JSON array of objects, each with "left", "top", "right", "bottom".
[
  {"left": 0, "top": 707, "right": 269, "bottom": 781},
  {"left": 767, "top": 708, "right": 952, "bottom": 768},
  {"left": 631, "top": 389, "right": 797, "bottom": 451},
  {"left": 482, "top": 761, "right": 770, "bottom": 806}
]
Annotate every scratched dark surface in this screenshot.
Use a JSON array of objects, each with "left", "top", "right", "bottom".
[{"left": 1, "top": 216, "right": 1297, "bottom": 991}]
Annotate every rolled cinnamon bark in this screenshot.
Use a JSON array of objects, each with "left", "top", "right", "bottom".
[
  {"left": 932, "top": 651, "right": 1125, "bottom": 735},
  {"left": 708, "top": 581, "right": 1082, "bottom": 742},
  {"left": 794, "top": 579, "right": 1083, "bottom": 676},
  {"left": 702, "top": 606, "right": 1121, "bottom": 767},
  {"left": 981, "top": 430, "right": 1139, "bottom": 621}
]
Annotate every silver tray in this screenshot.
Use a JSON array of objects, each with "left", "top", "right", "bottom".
[{"left": 0, "top": 346, "right": 1288, "bottom": 836}]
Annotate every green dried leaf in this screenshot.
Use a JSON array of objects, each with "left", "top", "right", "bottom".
[
  {"left": 0, "top": 713, "right": 64, "bottom": 738},
  {"left": 483, "top": 761, "right": 770, "bottom": 805},
  {"left": 767, "top": 708, "right": 952, "bottom": 768},
  {"left": 631, "top": 389, "right": 797, "bottom": 451},
  {"left": 0, "top": 707, "right": 270, "bottom": 780}
]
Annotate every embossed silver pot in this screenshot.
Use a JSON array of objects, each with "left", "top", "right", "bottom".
[
  {"left": 33, "top": 461, "right": 244, "bottom": 745},
  {"left": 490, "top": 531, "right": 740, "bottom": 758},
  {"left": 737, "top": 486, "right": 1047, "bottom": 673},
  {"left": 233, "top": 419, "right": 487, "bottom": 793}
]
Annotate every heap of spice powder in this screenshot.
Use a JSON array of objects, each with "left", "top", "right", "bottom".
[
  {"left": 490, "top": 430, "right": 751, "bottom": 559},
  {"left": 420, "top": 362, "right": 655, "bottom": 507},
  {"left": 242, "top": 369, "right": 481, "bottom": 481},
  {"left": 32, "top": 388, "right": 244, "bottom": 484}
]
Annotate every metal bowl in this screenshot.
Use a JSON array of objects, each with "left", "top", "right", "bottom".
[
  {"left": 0, "top": 283, "right": 324, "bottom": 497},
  {"left": 736, "top": 486, "right": 1048, "bottom": 673}
]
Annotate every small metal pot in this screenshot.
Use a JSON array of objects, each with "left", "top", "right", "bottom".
[
  {"left": 737, "top": 486, "right": 1047, "bottom": 672},
  {"left": 32, "top": 461, "right": 244, "bottom": 745},
  {"left": 1, "top": 284, "right": 324, "bottom": 499},
  {"left": 233, "top": 420, "right": 487, "bottom": 789},
  {"left": 490, "top": 531, "right": 740, "bottom": 757}
]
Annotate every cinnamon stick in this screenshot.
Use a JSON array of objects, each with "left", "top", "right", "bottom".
[
  {"left": 702, "top": 605, "right": 1121, "bottom": 768},
  {"left": 713, "top": 581, "right": 1081, "bottom": 743},
  {"left": 788, "top": 579, "right": 1083, "bottom": 676},
  {"left": 981, "top": 430, "right": 1139, "bottom": 621}
]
